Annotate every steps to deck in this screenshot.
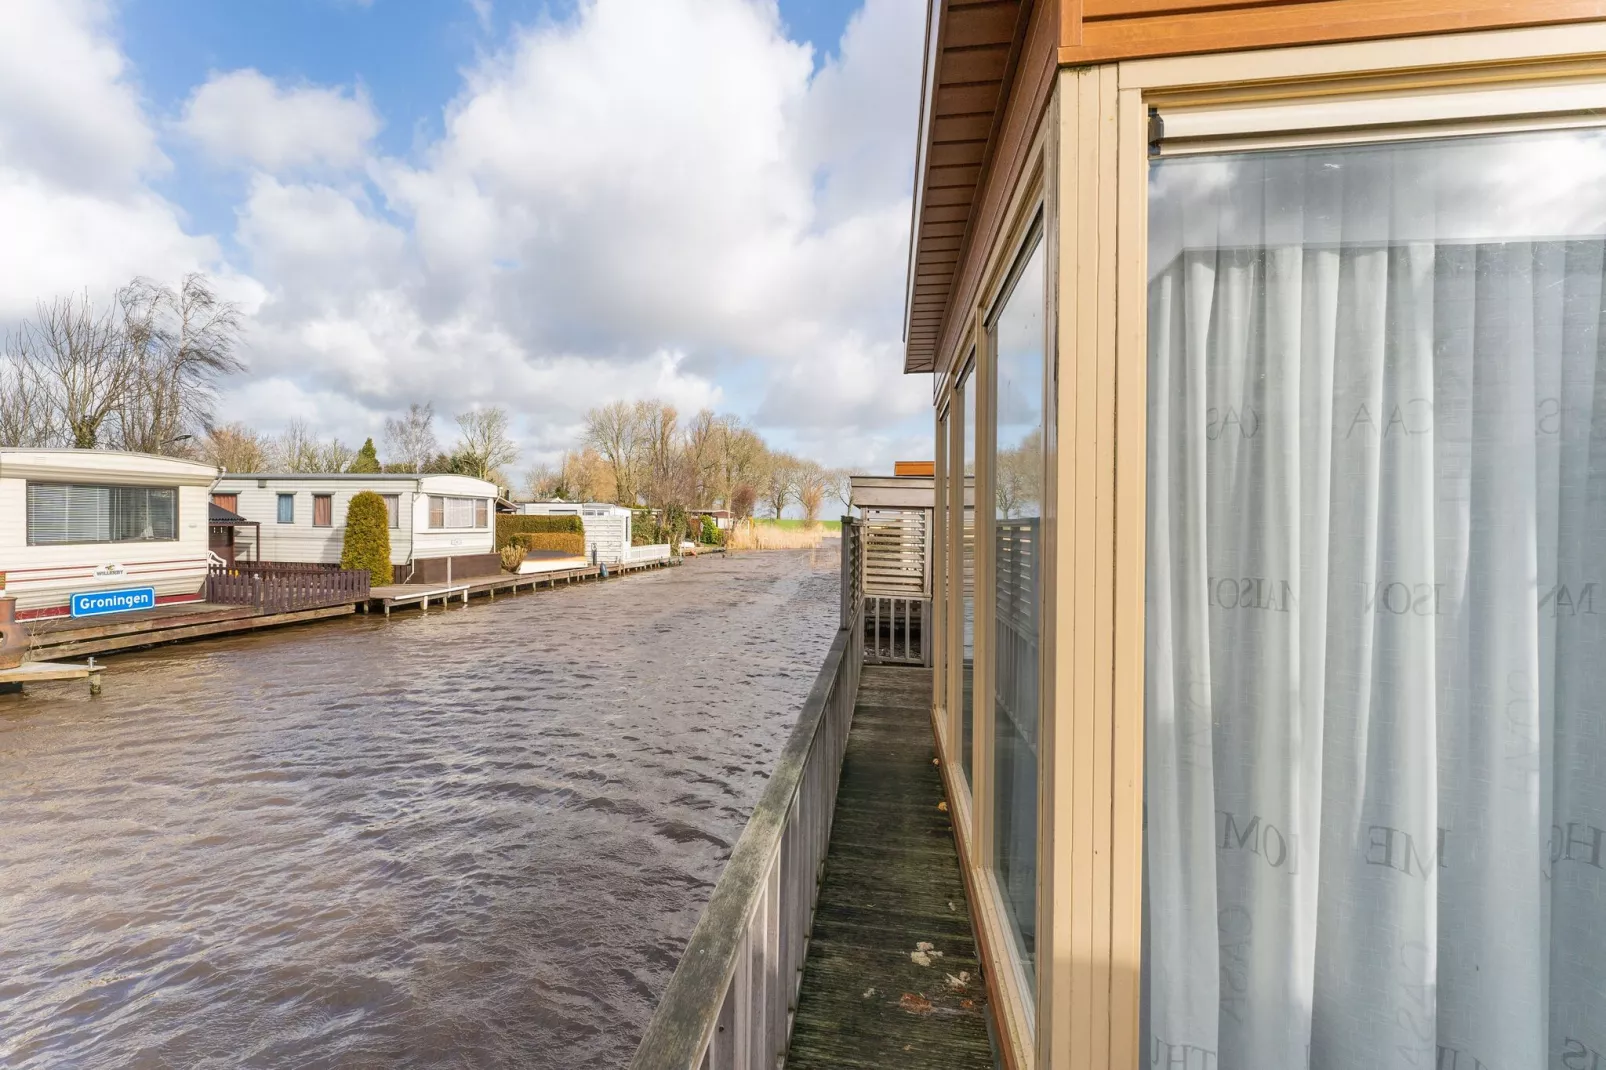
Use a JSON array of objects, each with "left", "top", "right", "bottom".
[{"left": 787, "top": 665, "right": 993, "bottom": 1070}]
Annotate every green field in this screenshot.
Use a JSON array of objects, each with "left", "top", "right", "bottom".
[{"left": 755, "top": 518, "right": 843, "bottom": 532}]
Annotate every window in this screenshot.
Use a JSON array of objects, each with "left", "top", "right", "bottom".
[
  {"left": 277, "top": 493, "right": 295, "bottom": 524},
  {"left": 211, "top": 493, "right": 238, "bottom": 512},
  {"left": 1142, "top": 127, "right": 1606, "bottom": 1069},
  {"left": 958, "top": 357, "right": 977, "bottom": 784},
  {"left": 312, "top": 494, "right": 333, "bottom": 527},
  {"left": 26, "top": 484, "right": 177, "bottom": 545},
  {"left": 381, "top": 494, "right": 400, "bottom": 529},
  {"left": 988, "top": 232, "right": 1045, "bottom": 982},
  {"left": 428, "top": 496, "right": 486, "bottom": 529}
]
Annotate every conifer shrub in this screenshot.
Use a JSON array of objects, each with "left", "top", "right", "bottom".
[
  {"left": 512, "top": 532, "right": 586, "bottom": 556},
  {"left": 341, "top": 491, "right": 392, "bottom": 585},
  {"left": 495, "top": 513, "right": 583, "bottom": 548}
]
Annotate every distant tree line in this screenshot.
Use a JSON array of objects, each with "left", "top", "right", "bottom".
[
  {"left": 200, "top": 403, "right": 520, "bottom": 486},
  {"left": 526, "top": 400, "right": 849, "bottom": 521}
]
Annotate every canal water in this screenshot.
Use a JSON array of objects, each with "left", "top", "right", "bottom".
[{"left": 0, "top": 548, "right": 842, "bottom": 1069}]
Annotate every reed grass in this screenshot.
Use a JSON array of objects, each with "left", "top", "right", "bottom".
[{"left": 726, "top": 519, "right": 828, "bottom": 551}]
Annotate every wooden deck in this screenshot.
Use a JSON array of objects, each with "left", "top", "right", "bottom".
[
  {"left": 23, "top": 601, "right": 359, "bottom": 661},
  {"left": 786, "top": 665, "right": 994, "bottom": 1069}
]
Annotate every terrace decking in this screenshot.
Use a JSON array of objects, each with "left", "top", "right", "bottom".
[{"left": 786, "top": 665, "right": 993, "bottom": 1070}]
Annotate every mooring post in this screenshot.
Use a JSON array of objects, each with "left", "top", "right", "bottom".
[{"left": 87, "top": 657, "right": 101, "bottom": 696}]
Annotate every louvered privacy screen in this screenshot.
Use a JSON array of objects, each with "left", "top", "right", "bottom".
[
  {"left": 859, "top": 509, "right": 930, "bottom": 598},
  {"left": 25, "top": 483, "right": 177, "bottom": 545}
]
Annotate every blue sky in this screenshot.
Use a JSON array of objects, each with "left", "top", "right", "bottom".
[{"left": 1, "top": 0, "right": 930, "bottom": 477}]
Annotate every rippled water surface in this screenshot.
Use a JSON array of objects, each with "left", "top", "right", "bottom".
[{"left": 0, "top": 548, "right": 841, "bottom": 1068}]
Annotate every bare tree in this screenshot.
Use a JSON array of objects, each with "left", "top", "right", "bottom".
[
  {"left": 114, "top": 274, "right": 245, "bottom": 454},
  {"left": 564, "top": 447, "right": 616, "bottom": 502},
  {"left": 763, "top": 453, "right": 798, "bottom": 519},
  {"left": 828, "top": 467, "right": 854, "bottom": 514},
  {"left": 795, "top": 461, "right": 829, "bottom": 523},
  {"left": 277, "top": 418, "right": 322, "bottom": 472},
  {"left": 0, "top": 352, "right": 53, "bottom": 447},
  {"left": 582, "top": 400, "right": 643, "bottom": 506},
  {"left": 316, "top": 438, "right": 356, "bottom": 474},
  {"left": 200, "top": 422, "right": 273, "bottom": 473},
  {"left": 9, "top": 291, "right": 132, "bottom": 448},
  {"left": 384, "top": 402, "right": 439, "bottom": 472},
  {"left": 454, "top": 407, "right": 518, "bottom": 485}
]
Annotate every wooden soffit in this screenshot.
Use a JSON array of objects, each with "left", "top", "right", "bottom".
[
  {"left": 903, "top": 0, "right": 1039, "bottom": 375},
  {"left": 1059, "top": 0, "right": 1606, "bottom": 65}
]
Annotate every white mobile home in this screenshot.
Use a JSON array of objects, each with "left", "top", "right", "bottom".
[
  {"left": 517, "top": 501, "right": 635, "bottom": 565},
  {"left": 215, "top": 473, "right": 500, "bottom": 584},
  {"left": 0, "top": 449, "right": 220, "bottom": 619}
]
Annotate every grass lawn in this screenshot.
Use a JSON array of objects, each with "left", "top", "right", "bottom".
[{"left": 756, "top": 518, "right": 843, "bottom": 532}]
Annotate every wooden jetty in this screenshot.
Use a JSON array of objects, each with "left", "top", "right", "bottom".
[
  {"left": 0, "top": 658, "right": 103, "bottom": 696},
  {"left": 366, "top": 554, "right": 674, "bottom": 616}
]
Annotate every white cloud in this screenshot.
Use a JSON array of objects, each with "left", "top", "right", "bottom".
[
  {"left": 179, "top": 69, "right": 380, "bottom": 173},
  {"left": 2, "top": 0, "right": 932, "bottom": 472},
  {"left": 0, "top": 1, "right": 217, "bottom": 322}
]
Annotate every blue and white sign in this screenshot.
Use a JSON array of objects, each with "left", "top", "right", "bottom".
[{"left": 70, "top": 586, "right": 156, "bottom": 618}]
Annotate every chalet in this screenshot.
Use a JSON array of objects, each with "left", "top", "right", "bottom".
[
  {"left": 0, "top": 449, "right": 220, "bottom": 619},
  {"left": 214, "top": 472, "right": 500, "bottom": 584}
]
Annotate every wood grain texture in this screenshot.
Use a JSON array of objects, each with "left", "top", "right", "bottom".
[
  {"left": 1060, "top": 0, "right": 1606, "bottom": 62},
  {"left": 786, "top": 666, "right": 994, "bottom": 1070}
]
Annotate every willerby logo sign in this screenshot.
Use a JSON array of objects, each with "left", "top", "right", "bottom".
[
  {"left": 71, "top": 587, "right": 156, "bottom": 618},
  {"left": 93, "top": 564, "right": 127, "bottom": 579}
]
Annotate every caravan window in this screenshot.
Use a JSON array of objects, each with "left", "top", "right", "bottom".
[
  {"left": 26, "top": 484, "right": 177, "bottom": 545},
  {"left": 428, "top": 496, "right": 487, "bottom": 529}
]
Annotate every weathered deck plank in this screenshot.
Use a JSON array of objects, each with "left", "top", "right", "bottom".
[{"left": 787, "top": 665, "right": 993, "bottom": 1070}]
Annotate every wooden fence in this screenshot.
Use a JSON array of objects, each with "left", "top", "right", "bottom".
[
  {"left": 629, "top": 517, "right": 864, "bottom": 1070},
  {"left": 205, "top": 562, "right": 370, "bottom": 614}
]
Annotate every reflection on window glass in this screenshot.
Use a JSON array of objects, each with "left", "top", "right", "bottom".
[
  {"left": 990, "top": 236, "right": 1044, "bottom": 982},
  {"left": 936, "top": 412, "right": 949, "bottom": 715},
  {"left": 1143, "top": 128, "right": 1606, "bottom": 1070},
  {"left": 960, "top": 360, "right": 977, "bottom": 784}
]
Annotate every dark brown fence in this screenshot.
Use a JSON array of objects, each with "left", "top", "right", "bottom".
[{"left": 206, "top": 563, "right": 370, "bottom": 614}]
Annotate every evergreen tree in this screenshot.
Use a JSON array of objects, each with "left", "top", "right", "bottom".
[{"left": 350, "top": 437, "right": 382, "bottom": 473}]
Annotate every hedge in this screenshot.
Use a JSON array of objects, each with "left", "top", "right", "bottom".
[
  {"left": 341, "top": 491, "right": 392, "bottom": 585},
  {"left": 512, "top": 531, "right": 585, "bottom": 556},
  {"left": 496, "top": 513, "right": 583, "bottom": 548}
]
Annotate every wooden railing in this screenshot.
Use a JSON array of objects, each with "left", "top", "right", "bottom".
[
  {"left": 205, "top": 562, "right": 370, "bottom": 614},
  {"left": 629, "top": 518, "right": 864, "bottom": 1070}
]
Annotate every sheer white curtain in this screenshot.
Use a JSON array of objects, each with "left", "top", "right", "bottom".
[{"left": 1143, "top": 129, "right": 1606, "bottom": 1070}]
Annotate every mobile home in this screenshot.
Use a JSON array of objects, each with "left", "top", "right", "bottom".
[
  {"left": 215, "top": 473, "right": 500, "bottom": 584},
  {"left": 517, "top": 500, "right": 634, "bottom": 565},
  {"left": 0, "top": 449, "right": 220, "bottom": 619}
]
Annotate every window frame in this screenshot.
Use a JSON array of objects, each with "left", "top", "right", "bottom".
[
  {"left": 427, "top": 495, "right": 490, "bottom": 531},
  {"left": 24, "top": 482, "right": 180, "bottom": 547},
  {"left": 312, "top": 494, "right": 334, "bottom": 528},
  {"left": 1073, "top": 26, "right": 1606, "bottom": 1070},
  {"left": 381, "top": 494, "right": 401, "bottom": 530},
  {"left": 276, "top": 493, "right": 295, "bottom": 525}
]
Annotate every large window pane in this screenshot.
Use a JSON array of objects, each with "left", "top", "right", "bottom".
[
  {"left": 1143, "top": 128, "right": 1606, "bottom": 1070},
  {"left": 959, "top": 360, "right": 977, "bottom": 783},
  {"left": 935, "top": 410, "right": 949, "bottom": 717},
  {"left": 990, "top": 237, "right": 1045, "bottom": 979},
  {"left": 26, "top": 484, "right": 176, "bottom": 545}
]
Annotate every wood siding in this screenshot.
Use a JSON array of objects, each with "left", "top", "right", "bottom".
[{"left": 1060, "top": 0, "right": 1606, "bottom": 63}]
